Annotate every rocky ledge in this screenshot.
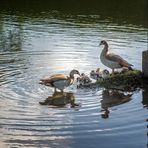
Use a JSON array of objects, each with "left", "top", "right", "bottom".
[
  {"left": 97, "top": 70, "right": 147, "bottom": 91},
  {"left": 77, "top": 69, "right": 148, "bottom": 91}
]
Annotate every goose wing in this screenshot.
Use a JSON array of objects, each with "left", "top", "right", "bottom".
[
  {"left": 106, "top": 53, "right": 133, "bottom": 67},
  {"left": 40, "top": 74, "right": 68, "bottom": 86},
  {"left": 50, "top": 74, "right": 66, "bottom": 78}
]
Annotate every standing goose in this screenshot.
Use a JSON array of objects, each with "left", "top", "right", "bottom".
[
  {"left": 99, "top": 40, "right": 133, "bottom": 74},
  {"left": 39, "top": 69, "right": 80, "bottom": 92}
]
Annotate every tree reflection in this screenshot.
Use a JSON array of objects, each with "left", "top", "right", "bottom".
[
  {"left": 0, "top": 15, "right": 24, "bottom": 51},
  {"left": 0, "top": 0, "right": 147, "bottom": 27},
  {"left": 101, "top": 90, "right": 133, "bottom": 118}
]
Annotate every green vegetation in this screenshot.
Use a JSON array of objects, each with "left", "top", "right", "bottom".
[{"left": 97, "top": 70, "right": 144, "bottom": 91}]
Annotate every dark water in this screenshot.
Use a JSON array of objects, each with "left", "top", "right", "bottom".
[{"left": 0, "top": 3, "right": 148, "bottom": 148}]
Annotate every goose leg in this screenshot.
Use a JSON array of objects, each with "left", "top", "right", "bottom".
[
  {"left": 54, "top": 88, "right": 57, "bottom": 92},
  {"left": 112, "top": 69, "right": 115, "bottom": 75}
]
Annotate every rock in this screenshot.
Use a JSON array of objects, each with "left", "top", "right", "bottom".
[
  {"left": 97, "top": 70, "right": 143, "bottom": 91},
  {"left": 76, "top": 69, "right": 147, "bottom": 91}
]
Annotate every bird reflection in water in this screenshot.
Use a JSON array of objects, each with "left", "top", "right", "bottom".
[
  {"left": 101, "top": 90, "right": 133, "bottom": 118},
  {"left": 39, "top": 91, "right": 80, "bottom": 109}
]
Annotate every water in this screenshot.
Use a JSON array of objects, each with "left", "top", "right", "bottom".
[{"left": 0, "top": 9, "right": 148, "bottom": 148}]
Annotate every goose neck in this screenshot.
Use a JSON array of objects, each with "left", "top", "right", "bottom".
[
  {"left": 101, "top": 46, "right": 108, "bottom": 56},
  {"left": 70, "top": 75, "right": 74, "bottom": 79}
]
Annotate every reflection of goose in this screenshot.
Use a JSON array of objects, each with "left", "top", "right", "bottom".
[
  {"left": 99, "top": 40, "right": 133, "bottom": 74},
  {"left": 39, "top": 69, "right": 80, "bottom": 92},
  {"left": 39, "top": 91, "right": 79, "bottom": 108},
  {"left": 101, "top": 90, "right": 132, "bottom": 118}
]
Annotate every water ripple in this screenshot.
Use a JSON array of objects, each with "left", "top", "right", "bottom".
[{"left": 0, "top": 12, "right": 147, "bottom": 148}]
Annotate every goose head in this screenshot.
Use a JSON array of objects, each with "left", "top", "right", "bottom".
[
  {"left": 70, "top": 69, "right": 80, "bottom": 79},
  {"left": 99, "top": 40, "right": 109, "bottom": 49}
]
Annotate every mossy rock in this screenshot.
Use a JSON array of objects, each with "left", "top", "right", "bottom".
[{"left": 97, "top": 70, "right": 143, "bottom": 91}]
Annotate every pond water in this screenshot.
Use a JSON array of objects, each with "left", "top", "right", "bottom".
[{"left": 0, "top": 9, "right": 148, "bottom": 148}]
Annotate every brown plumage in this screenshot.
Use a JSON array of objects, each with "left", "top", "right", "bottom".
[
  {"left": 99, "top": 40, "right": 133, "bottom": 74},
  {"left": 39, "top": 69, "right": 80, "bottom": 92}
]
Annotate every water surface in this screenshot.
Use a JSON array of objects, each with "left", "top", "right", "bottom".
[{"left": 0, "top": 10, "right": 148, "bottom": 148}]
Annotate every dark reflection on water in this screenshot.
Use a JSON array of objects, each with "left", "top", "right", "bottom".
[
  {"left": 101, "top": 90, "right": 132, "bottom": 118},
  {"left": 0, "top": 4, "right": 148, "bottom": 148},
  {"left": 0, "top": 0, "right": 147, "bottom": 27},
  {"left": 39, "top": 91, "right": 80, "bottom": 108},
  {"left": 142, "top": 86, "right": 148, "bottom": 109}
]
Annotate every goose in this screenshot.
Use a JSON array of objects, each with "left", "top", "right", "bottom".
[
  {"left": 90, "top": 68, "right": 110, "bottom": 80},
  {"left": 39, "top": 69, "right": 80, "bottom": 92},
  {"left": 95, "top": 68, "right": 109, "bottom": 79},
  {"left": 77, "top": 73, "right": 92, "bottom": 86},
  {"left": 99, "top": 40, "right": 133, "bottom": 74}
]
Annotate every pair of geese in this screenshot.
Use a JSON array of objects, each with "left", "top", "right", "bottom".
[{"left": 40, "top": 40, "right": 133, "bottom": 92}]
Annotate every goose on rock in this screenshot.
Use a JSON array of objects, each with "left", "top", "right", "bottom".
[
  {"left": 99, "top": 40, "right": 133, "bottom": 74},
  {"left": 39, "top": 69, "right": 80, "bottom": 92}
]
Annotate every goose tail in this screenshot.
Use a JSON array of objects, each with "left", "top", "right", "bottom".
[
  {"left": 39, "top": 79, "right": 51, "bottom": 86},
  {"left": 39, "top": 79, "right": 45, "bottom": 84}
]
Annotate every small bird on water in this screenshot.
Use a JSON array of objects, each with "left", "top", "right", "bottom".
[
  {"left": 39, "top": 69, "right": 80, "bottom": 92},
  {"left": 99, "top": 40, "right": 133, "bottom": 74}
]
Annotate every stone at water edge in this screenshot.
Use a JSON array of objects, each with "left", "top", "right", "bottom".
[{"left": 97, "top": 70, "right": 143, "bottom": 91}]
